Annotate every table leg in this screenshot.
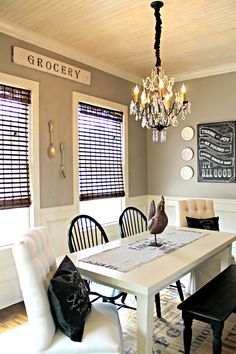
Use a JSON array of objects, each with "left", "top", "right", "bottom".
[
  {"left": 211, "top": 322, "right": 224, "bottom": 354},
  {"left": 136, "top": 293, "right": 154, "bottom": 354},
  {"left": 220, "top": 245, "right": 232, "bottom": 271}
]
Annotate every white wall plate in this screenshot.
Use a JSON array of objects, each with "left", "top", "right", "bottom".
[
  {"left": 181, "top": 166, "right": 194, "bottom": 180},
  {"left": 181, "top": 126, "right": 194, "bottom": 141},
  {"left": 182, "top": 148, "right": 194, "bottom": 161}
]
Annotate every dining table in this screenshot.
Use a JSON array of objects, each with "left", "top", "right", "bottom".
[{"left": 66, "top": 226, "right": 236, "bottom": 354}]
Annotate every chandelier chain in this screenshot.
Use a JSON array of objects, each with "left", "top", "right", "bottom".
[{"left": 152, "top": 1, "right": 163, "bottom": 68}]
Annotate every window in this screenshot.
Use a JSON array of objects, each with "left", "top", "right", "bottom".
[
  {"left": 73, "top": 93, "right": 128, "bottom": 224},
  {"left": 0, "top": 84, "right": 31, "bottom": 210},
  {"left": 78, "top": 102, "right": 125, "bottom": 201},
  {"left": 0, "top": 73, "right": 39, "bottom": 246}
]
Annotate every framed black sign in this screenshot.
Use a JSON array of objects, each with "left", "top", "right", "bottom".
[{"left": 197, "top": 121, "right": 236, "bottom": 183}]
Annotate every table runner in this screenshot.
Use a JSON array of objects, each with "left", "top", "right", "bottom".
[{"left": 79, "top": 228, "right": 208, "bottom": 273}]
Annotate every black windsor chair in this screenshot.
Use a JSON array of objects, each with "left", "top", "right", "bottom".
[
  {"left": 68, "top": 214, "right": 135, "bottom": 309},
  {"left": 119, "top": 206, "right": 147, "bottom": 238}
]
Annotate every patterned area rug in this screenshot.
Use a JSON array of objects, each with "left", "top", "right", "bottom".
[
  {"left": 1, "top": 288, "right": 236, "bottom": 354},
  {"left": 120, "top": 287, "right": 236, "bottom": 354}
]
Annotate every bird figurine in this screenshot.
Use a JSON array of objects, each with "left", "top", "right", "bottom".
[{"left": 148, "top": 196, "right": 168, "bottom": 246}]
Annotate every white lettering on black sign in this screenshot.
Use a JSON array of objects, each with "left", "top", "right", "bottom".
[{"left": 197, "top": 121, "right": 236, "bottom": 183}]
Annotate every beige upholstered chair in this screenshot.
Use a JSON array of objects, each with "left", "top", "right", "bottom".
[
  {"left": 176, "top": 199, "right": 221, "bottom": 294},
  {"left": 12, "top": 227, "right": 123, "bottom": 354},
  {"left": 176, "top": 199, "right": 215, "bottom": 227}
]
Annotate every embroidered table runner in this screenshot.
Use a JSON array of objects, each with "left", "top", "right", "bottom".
[{"left": 79, "top": 228, "right": 208, "bottom": 273}]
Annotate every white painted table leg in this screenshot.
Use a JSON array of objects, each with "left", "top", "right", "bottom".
[
  {"left": 136, "top": 293, "right": 154, "bottom": 354},
  {"left": 220, "top": 245, "right": 232, "bottom": 271}
]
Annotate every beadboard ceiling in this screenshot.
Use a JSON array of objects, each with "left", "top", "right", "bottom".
[{"left": 0, "top": 0, "right": 236, "bottom": 83}]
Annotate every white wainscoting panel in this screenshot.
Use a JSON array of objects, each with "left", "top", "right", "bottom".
[
  {"left": 0, "top": 247, "right": 22, "bottom": 309},
  {"left": 40, "top": 204, "right": 79, "bottom": 257}
]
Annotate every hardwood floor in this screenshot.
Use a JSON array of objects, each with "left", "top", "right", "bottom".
[{"left": 0, "top": 302, "right": 27, "bottom": 333}]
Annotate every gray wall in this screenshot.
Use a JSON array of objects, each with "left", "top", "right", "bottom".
[
  {"left": 2, "top": 33, "right": 235, "bottom": 203},
  {"left": 0, "top": 33, "right": 147, "bottom": 208},
  {"left": 147, "top": 72, "right": 236, "bottom": 198}
]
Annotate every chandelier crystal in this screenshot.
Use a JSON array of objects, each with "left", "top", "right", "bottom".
[{"left": 130, "top": 1, "right": 191, "bottom": 142}]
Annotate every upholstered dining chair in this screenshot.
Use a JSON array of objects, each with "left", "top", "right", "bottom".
[
  {"left": 12, "top": 227, "right": 123, "bottom": 354},
  {"left": 68, "top": 214, "right": 131, "bottom": 308},
  {"left": 119, "top": 206, "right": 184, "bottom": 318},
  {"left": 176, "top": 199, "right": 223, "bottom": 294}
]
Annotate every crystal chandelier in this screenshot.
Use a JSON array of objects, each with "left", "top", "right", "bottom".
[{"left": 130, "top": 1, "right": 191, "bottom": 142}]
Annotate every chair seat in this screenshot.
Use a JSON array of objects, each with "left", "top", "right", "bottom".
[
  {"left": 48, "top": 303, "right": 123, "bottom": 354},
  {"left": 0, "top": 303, "right": 123, "bottom": 354}
]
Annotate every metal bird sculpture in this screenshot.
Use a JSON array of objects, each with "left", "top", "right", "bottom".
[{"left": 148, "top": 196, "right": 168, "bottom": 246}]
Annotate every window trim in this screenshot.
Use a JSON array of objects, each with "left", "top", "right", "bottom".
[
  {"left": 0, "top": 72, "right": 40, "bottom": 227},
  {"left": 72, "top": 92, "right": 128, "bottom": 215}
]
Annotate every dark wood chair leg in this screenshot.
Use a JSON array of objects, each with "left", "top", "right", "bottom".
[
  {"left": 176, "top": 280, "right": 184, "bottom": 301},
  {"left": 155, "top": 292, "right": 161, "bottom": 318},
  {"left": 121, "top": 292, "right": 127, "bottom": 304},
  {"left": 211, "top": 322, "right": 224, "bottom": 354},
  {"left": 182, "top": 314, "right": 193, "bottom": 354}
]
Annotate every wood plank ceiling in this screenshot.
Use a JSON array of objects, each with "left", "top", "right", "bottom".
[{"left": 0, "top": 0, "right": 235, "bottom": 82}]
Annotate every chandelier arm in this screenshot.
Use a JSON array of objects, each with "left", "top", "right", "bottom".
[
  {"left": 174, "top": 103, "right": 189, "bottom": 117},
  {"left": 163, "top": 104, "right": 170, "bottom": 116},
  {"left": 149, "top": 122, "right": 171, "bottom": 130}
]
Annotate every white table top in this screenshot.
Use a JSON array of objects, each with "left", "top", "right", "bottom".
[{"left": 68, "top": 226, "right": 236, "bottom": 296}]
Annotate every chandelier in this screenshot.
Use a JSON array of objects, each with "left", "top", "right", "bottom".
[{"left": 130, "top": 1, "right": 191, "bottom": 142}]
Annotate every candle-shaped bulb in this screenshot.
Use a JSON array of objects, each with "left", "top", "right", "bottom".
[
  {"left": 159, "top": 80, "right": 164, "bottom": 89},
  {"left": 181, "top": 84, "right": 186, "bottom": 101},
  {"left": 141, "top": 91, "right": 146, "bottom": 108},
  {"left": 165, "top": 94, "right": 170, "bottom": 109},
  {"left": 133, "top": 85, "right": 139, "bottom": 102},
  {"left": 159, "top": 79, "right": 164, "bottom": 97}
]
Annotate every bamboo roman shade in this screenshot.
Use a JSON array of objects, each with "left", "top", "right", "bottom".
[
  {"left": 78, "top": 102, "right": 125, "bottom": 201},
  {"left": 0, "top": 84, "right": 31, "bottom": 209}
]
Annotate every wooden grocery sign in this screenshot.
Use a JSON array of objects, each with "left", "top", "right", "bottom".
[{"left": 13, "top": 47, "right": 91, "bottom": 85}]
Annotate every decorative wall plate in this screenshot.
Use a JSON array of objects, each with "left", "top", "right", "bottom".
[
  {"left": 182, "top": 148, "right": 193, "bottom": 161},
  {"left": 181, "top": 166, "right": 194, "bottom": 180},
  {"left": 181, "top": 126, "right": 194, "bottom": 141}
]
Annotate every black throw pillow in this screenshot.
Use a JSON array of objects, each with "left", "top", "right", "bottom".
[
  {"left": 186, "top": 216, "right": 219, "bottom": 231},
  {"left": 48, "top": 255, "right": 91, "bottom": 341}
]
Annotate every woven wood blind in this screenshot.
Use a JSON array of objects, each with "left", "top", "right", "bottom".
[
  {"left": 78, "top": 102, "right": 125, "bottom": 201},
  {"left": 0, "top": 84, "right": 31, "bottom": 209}
]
